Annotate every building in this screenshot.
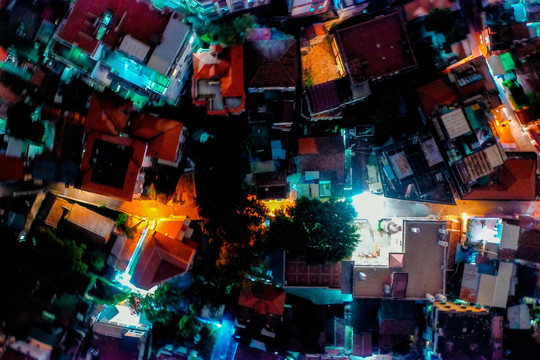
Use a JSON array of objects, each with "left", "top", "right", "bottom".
[
  {"left": 377, "top": 134, "right": 455, "bottom": 204},
  {"left": 354, "top": 220, "right": 447, "bottom": 299},
  {"left": 289, "top": 0, "right": 331, "bottom": 19},
  {"left": 192, "top": 45, "right": 245, "bottom": 115},
  {"left": 89, "top": 304, "right": 150, "bottom": 360},
  {"left": 289, "top": 136, "right": 346, "bottom": 198},
  {"left": 274, "top": 254, "right": 354, "bottom": 305},
  {"left": 75, "top": 92, "right": 187, "bottom": 200},
  {"left": 244, "top": 31, "right": 298, "bottom": 93},
  {"left": 426, "top": 101, "right": 507, "bottom": 198},
  {"left": 168, "top": 171, "right": 201, "bottom": 220},
  {"left": 333, "top": 0, "right": 369, "bottom": 21},
  {"left": 252, "top": 171, "right": 289, "bottom": 201},
  {"left": 301, "top": 23, "right": 367, "bottom": 119},
  {"left": 1, "top": 340, "right": 52, "bottom": 360},
  {"left": 378, "top": 299, "right": 422, "bottom": 354},
  {"left": 235, "top": 284, "right": 287, "bottom": 350},
  {"left": 79, "top": 132, "right": 147, "bottom": 201},
  {"left": 0, "top": 154, "right": 25, "bottom": 183},
  {"left": 131, "top": 220, "right": 197, "bottom": 290},
  {"left": 424, "top": 302, "right": 495, "bottom": 360},
  {"left": 43, "top": 198, "right": 116, "bottom": 246},
  {"left": 130, "top": 113, "right": 186, "bottom": 166},
  {"left": 460, "top": 153, "right": 537, "bottom": 201},
  {"left": 336, "top": 12, "right": 417, "bottom": 84},
  {"left": 168, "top": 0, "right": 271, "bottom": 20},
  {"left": 63, "top": 203, "right": 116, "bottom": 245},
  {"left": 50, "top": 0, "right": 196, "bottom": 104}
]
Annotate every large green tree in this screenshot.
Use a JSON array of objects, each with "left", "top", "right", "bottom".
[
  {"left": 269, "top": 197, "right": 359, "bottom": 264},
  {"left": 188, "top": 14, "right": 256, "bottom": 46},
  {"left": 198, "top": 195, "right": 269, "bottom": 286}
]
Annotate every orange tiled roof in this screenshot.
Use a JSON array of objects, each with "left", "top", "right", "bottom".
[
  {"left": 192, "top": 45, "right": 245, "bottom": 115},
  {"left": 79, "top": 133, "right": 146, "bottom": 200},
  {"left": 463, "top": 158, "right": 537, "bottom": 200},
  {"left": 238, "top": 284, "right": 286, "bottom": 316},
  {"left": 130, "top": 113, "right": 183, "bottom": 162},
  {"left": 85, "top": 92, "right": 133, "bottom": 136},
  {"left": 131, "top": 231, "right": 196, "bottom": 290},
  {"left": 417, "top": 78, "right": 458, "bottom": 114}
]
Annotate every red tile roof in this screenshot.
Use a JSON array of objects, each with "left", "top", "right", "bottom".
[
  {"left": 298, "top": 135, "right": 344, "bottom": 155},
  {"left": 0, "top": 154, "right": 24, "bottom": 182},
  {"left": 285, "top": 259, "right": 342, "bottom": 288},
  {"left": 305, "top": 23, "right": 327, "bottom": 39},
  {"left": 130, "top": 113, "right": 183, "bottom": 162},
  {"left": 417, "top": 77, "right": 458, "bottom": 114},
  {"left": 337, "top": 12, "right": 417, "bottom": 83},
  {"left": 238, "top": 284, "right": 286, "bottom": 316},
  {"left": 244, "top": 39, "right": 298, "bottom": 89},
  {"left": 58, "top": 0, "right": 169, "bottom": 55},
  {"left": 297, "top": 136, "right": 345, "bottom": 180},
  {"left": 0, "top": 46, "right": 8, "bottom": 62},
  {"left": 131, "top": 231, "right": 196, "bottom": 290},
  {"left": 79, "top": 133, "right": 146, "bottom": 200},
  {"left": 308, "top": 80, "right": 342, "bottom": 113},
  {"left": 85, "top": 92, "right": 133, "bottom": 136},
  {"left": 192, "top": 45, "right": 245, "bottom": 115},
  {"left": 462, "top": 158, "right": 537, "bottom": 201}
]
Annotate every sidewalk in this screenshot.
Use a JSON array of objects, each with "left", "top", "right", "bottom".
[{"left": 48, "top": 184, "right": 196, "bottom": 220}]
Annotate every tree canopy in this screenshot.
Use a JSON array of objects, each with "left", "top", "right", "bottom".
[
  {"left": 197, "top": 195, "right": 269, "bottom": 287},
  {"left": 424, "top": 8, "right": 455, "bottom": 36},
  {"left": 188, "top": 14, "right": 256, "bottom": 46},
  {"left": 269, "top": 197, "right": 359, "bottom": 264}
]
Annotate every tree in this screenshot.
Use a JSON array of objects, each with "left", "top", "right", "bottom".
[
  {"left": 197, "top": 196, "right": 269, "bottom": 288},
  {"left": 194, "top": 324, "right": 218, "bottom": 360},
  {"left": 425, "top": 8, "right": 455, "bottom": 35},
  {"left": 189, "top": 14, "right": 256, "bottom": 46},
  {"left": 269, "top": 198, "right": 359, "bottom": 264},
  {"left": 140, "top": 281, "right": 190, "bottom": 326},
  {"left": 33, "top": 226, "right": 88, "bottom": 274}
]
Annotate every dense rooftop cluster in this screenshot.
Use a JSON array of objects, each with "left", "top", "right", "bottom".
[{"left": 1, "top": 1, "right": 540, "bottom": 360}]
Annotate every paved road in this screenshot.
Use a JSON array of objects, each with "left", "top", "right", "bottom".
[{"left": 352, "top": 193, "right": 540, "bottom": 222}]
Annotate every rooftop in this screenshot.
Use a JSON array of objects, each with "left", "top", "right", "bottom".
[
  {"left": 85, "top": 92, "right": 133, "bottom": 136},
  {"left": 290, "top": 0, "right": 330, "bottom": 18},
  {"left": 462, "top": 158, "right": 537, "bottom": 201},
  {"left": 130, "top": 113, "right": 183, "bottom": 163},
  {"left": 58, "top": 0, "right": 169, "bottom": 56},
  {"left": 79, "top": 133, "right": 147, "bottom": 200},
  {"left": 307, "top": 78, "right": 352, "bottom": 114},
  {"left": 302, "top": 25, "right": 344, "bottom": 86},
  {"left": 285, "top": 259, "right": 342, "bottom": 288},
  {"left": 0, "top": 154, "right": 24, "bottom": 182},
  {"left": 88, "top": 323, "right": 143, "bottom": 360},
  {"left": 296, "top": 136, "right": 345, "bottom": 181},
  {"left": 417, "top": 77, "right": 458, "bottom": 115},
  {"left": 192, "top": 45, "right": 245, "bottom": 115},
  {"left": 354, "top": 220, "right": 446, "bottom": 298},
  {"left": 64, "top": 203, "right": 116, "bottom": 242},
  {"left": 238, "top": 284, "right": 286, "bottom": 316},
  {"left": 244, "top": 38, "right": 298, "bottom": 89},
  {"left": 336, "top": 12, "right": 416, "bottom": 83},
  {"left": 131, "top": 231, "right": 196, "bottom": 290}
]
